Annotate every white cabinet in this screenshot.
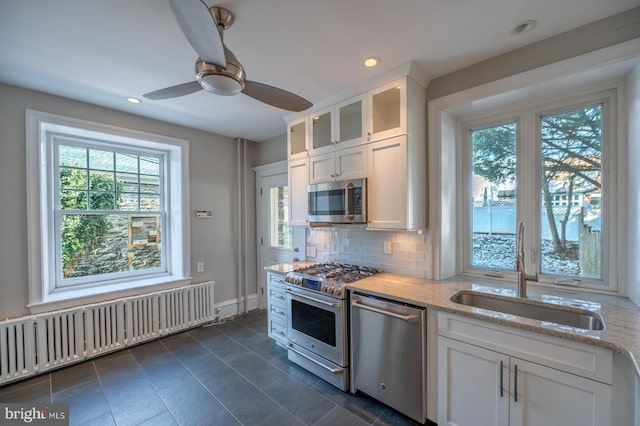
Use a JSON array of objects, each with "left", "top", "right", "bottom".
[
  {"left": 309, "top": 95, "right": 367, "bottom": 157},
  {"left": 367, "top": 135, "right": 426, "bottom": 229},
  {"left": 438, "top": 312, "right": 613, "bottom": 426},
  {"left": 288, "top": 158, "right": 309, "bottom": 226},
  {"left": 266, "top": 271, "right": 288, "bottom": 347},
  {"left": 287, "top": 116, "right": 309, "bottom": 160},
  {"left": 309, "top": 145, "right": 367, "bottom": 184},
  {"left": 438, "top": 337, "right": 509, "bottom": 426},
  {"left": 366, "top": 76, "right": 424, "bottom": 142}
]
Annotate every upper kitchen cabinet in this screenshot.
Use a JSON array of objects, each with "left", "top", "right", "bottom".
[
  {"left": 309, "top": 145, "right": 368, "bottom": 184},
  {"left": 367, "top": 76, "right": 425, "bottom": 142},
  {"left": 309, "top": 95, "right": 367, "bottom": 157},
  {"left": 288, "top": 158, "right": 309, "bottom": 226},
  {"left": 287, "top": 116, "right": 309, "bottom": 160},
  {"left": 310, "top": 107, "right": 334, "bottom": 156},
  {"left": 367, "top": 134, "right": 426, "bottom": 230}
]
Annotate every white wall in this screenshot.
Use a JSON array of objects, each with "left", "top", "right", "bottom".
[
  {"left": 0, "top": 83, "right": 258, "bottom": 320},
  {"left": 258, "top": 133, "right": 287, "bottom": 165},
  {"left": 627, "top": 64, "right": 640, "bottom": 306}
]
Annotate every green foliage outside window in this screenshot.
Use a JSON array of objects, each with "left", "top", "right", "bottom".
[{"left": 60, "top": 168, "right": 122, "bottom": 278}]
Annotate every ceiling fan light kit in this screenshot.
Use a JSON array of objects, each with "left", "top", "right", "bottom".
[{"left": 143, "top": 1, "right": 312, "bottom": 112}]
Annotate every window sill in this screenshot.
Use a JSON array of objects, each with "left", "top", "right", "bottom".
[{"left": 27, "top": 275, "right": 194, "bottom": 315}]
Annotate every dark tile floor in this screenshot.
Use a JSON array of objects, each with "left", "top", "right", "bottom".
[{"left": 0, "top": 309, "right": 434, "bottom": 426}]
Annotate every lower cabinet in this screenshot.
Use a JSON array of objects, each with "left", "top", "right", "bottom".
[
  {"left": 437, "top": 312, "right": 612, "bottom": 426},
  {"left": 266, "top": 271, "right": 288, "bottom": 347}
]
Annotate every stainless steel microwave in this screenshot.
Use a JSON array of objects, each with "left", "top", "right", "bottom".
[{"left": 307, "top": 178, "right": 366, "bottom": 224}]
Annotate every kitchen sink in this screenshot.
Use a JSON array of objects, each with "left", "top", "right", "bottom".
[{"left": 450, "top": 291, "right": 604, "bottom": 331}]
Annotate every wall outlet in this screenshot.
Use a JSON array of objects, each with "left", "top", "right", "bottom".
[
  {"left": 383, "top": 241, "right": 392, "bottom": 255},
  {"left": 197, "top": 262, "right": 204, "bottom": 273}
]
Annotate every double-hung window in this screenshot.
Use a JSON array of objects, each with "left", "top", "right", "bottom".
[
  {"left": 27, "top": 111, "right": 190, "bottom": 310},
  {"left": 463, "top": 89, "right": 616, "bottom": 291}
]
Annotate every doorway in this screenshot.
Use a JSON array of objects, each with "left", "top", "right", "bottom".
[{"left": 255, "top": 162, "right": 306, "bottom": 308}]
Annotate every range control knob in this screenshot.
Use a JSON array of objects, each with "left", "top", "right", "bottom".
[
  {"left": 334, "top": 287, "right": 343, "bottom": 297},
  {"left": 321, "top": 284, "right": 329, "bottom": 292}
]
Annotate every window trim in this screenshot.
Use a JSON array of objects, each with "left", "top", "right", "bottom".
[
  {"left": 26, "top": 110, "right": 191, "bottom": 313},
  {"left": 459, "top": 89, "right": 618, "bottom": 292}
]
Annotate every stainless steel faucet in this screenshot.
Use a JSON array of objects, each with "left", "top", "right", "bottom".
[{"left": 515, "top": 221, "right": 538, "bottom": 297}]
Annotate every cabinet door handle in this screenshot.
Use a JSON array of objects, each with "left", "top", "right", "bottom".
[
  {"left": 500, "top": 360, "right": 504, "bottom": 398},
  {"left": 514, "top": 364, "right": 518, "bottom": 402}
]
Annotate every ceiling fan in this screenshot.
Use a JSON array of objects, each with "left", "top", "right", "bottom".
[{"left": 143, "top": 0, "right": 313, "bottom": 112}]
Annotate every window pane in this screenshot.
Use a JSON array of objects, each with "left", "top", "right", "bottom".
[
  {"left": 89, "top": 191, "right": 115, "bottom": 210},
  {"left": 89, "top": 170, "right": 114, "bottom": 191},
  {"left": 115, "top": 152, "right": 138, "bottom": 173},
  {"left": 269, "top": 186, "right": 293, "bottom": 249},
  {"left": 60, "top": 213, "right": 161, "bottom": 279},
  {"left": 118, "top": 193, "right": 139, "bottom": 211},
  {"left": 470, "top": 122, "right": 517, "bottom": 269},
  {"left": 116, "top": 172, "right": 139, "bottom": 193},
  {"left": 140, "top": 194, "right": 160, "bottom": 211},
  {"left": 59, "top": 145, "right": 87, "bottom": 168},
  {"left": 60, "top": 168, "right": 87, "bottom": 190},
  {"left": 140, "top": 175, "right": 160, "bottom": 194},
  {"left": 60, "top": 190, "right": 87, "bottom": 210},
  {"left": 140, "top": 156, "right": 159, "bottom": 175},
  {"left": 540, "top": 104, "right": 602, "bottom": 279},
  {"left": 89, "top": 149, "right": 114, "bottom": 171}
]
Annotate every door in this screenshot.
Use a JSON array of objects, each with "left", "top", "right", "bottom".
[
  {"left": 257, "top": 170, "right": 305, "bottom": 308},
  {"left": 367, "top": 135, "right": 408, "bottom": 229},
  {"left": 509, "top": 358, "right": 611, "bottom": 426},
  {"left": 438, "top": 336, "right": 509, "bottom": 426}
]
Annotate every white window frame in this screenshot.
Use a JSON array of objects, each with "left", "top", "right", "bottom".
[
  {"left": 459, "top": 89, "right": 617, "bottom": 292},
  {"left": 26, "top": 110, "right": 191, "bottom": 313}
]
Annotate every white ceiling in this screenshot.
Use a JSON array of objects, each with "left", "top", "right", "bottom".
[{"left": 0, "top": 0, "right": 638, "bottom": 142}]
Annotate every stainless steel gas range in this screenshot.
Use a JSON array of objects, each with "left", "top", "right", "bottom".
[{"left": 283, "top": 262, "right": 381, "bottom": 391}]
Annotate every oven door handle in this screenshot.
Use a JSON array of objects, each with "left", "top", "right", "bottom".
[
  {"left": 285, "top": 289, "right": 340, "bottom": 307},
  {"left": 287, "top": 343, "right": 343, "bottom": 374},
  {"left": 351, "top": 299, "right": 419, "bottom": 322}
]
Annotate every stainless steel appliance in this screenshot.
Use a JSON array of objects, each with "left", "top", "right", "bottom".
[
  {"left": 284, "top": 262, "right": 381, "bottom": 391},
  {"left": 350, "top": 291, "right": 427, "bottom": 423},
  {"left": 307, "top": 178, "right": 366, "bottom": 224}
]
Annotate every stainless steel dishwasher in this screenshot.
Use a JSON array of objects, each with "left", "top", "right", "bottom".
[{"left": 350, "top": 291, "right": 426, "bottom": 423}]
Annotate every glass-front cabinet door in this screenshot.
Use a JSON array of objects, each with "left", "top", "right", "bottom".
[
  {"left": 310, "top": 107, "right": 334, "bottom": 155},
  {"left": 336, "top": 95, "right": 366, "bottom": 149},
  {"left": 368, "top": 77, "right": 407, "bottom": 142},
  {"left": 288, "top": 116, "right": 309, "bottom": 159}
]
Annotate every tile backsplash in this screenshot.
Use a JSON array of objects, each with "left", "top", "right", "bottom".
[{"left": 306, "top": 225, "right": 432, "bottom": 278}]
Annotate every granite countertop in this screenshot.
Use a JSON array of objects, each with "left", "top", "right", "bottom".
[
  {"left": 265, "top": 261, "right": 318, "bottom": 274},
  {"left": 346, "top": 272, "right": 640, "bottom": 379}
]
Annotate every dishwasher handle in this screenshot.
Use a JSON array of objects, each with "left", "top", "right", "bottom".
[{"left": 351, "top": 298, "right": 419, "bottom": 323}]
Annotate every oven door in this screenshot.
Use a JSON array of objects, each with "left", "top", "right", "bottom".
[{"left": 285, "top": 286, "right": 347, "bottom": 367}]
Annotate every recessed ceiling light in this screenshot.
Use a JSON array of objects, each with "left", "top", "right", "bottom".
[
  {"left": 127, "top": 97, "right": 141, "bottom": 104},
  {"left": 363, "top": 57, "right": 380, "bottom": 68},
  {"left": 511, "top": 20, "right": 537, "bottom": 35}
]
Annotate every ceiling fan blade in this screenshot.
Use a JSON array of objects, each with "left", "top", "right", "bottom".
[
  {"left": 243, "top": 81, "right": 312, "bottom": 112},
  {"left": 143, "top": 81, "right": 202, "bottom": 100},
  {"left": 168, "top": 0, "right": 226, "bottom": 68}
]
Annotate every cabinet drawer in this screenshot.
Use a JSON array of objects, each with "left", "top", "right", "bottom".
[
  {"left": 267, "top": 272, "right": 286, "bottom": 287},
  {"left": 268, "top": 287, "right": 287, "bottom": 303},
  {"left": 269, "top": 319, "right": 288, "bottom": 344},
  {"left": 438, "top": 311, "right": 612, "bottom": 384},
  {"left": 268, "top": 302, "right": 287, "bottom": 322}
]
